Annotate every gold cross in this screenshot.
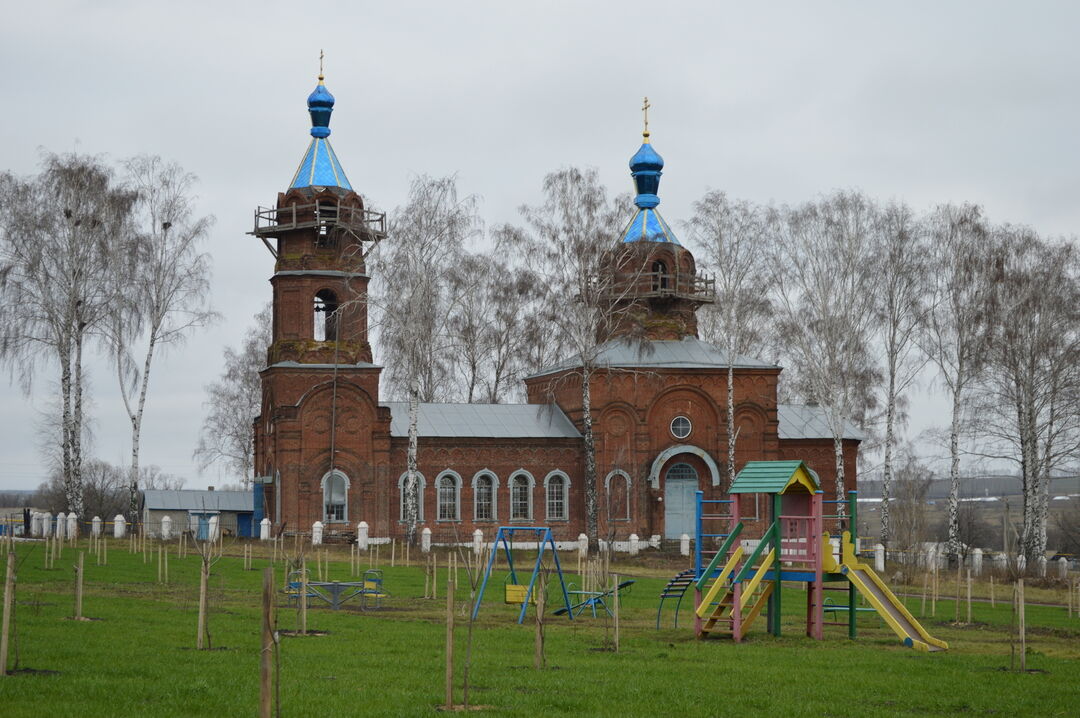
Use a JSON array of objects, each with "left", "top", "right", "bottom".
[
  {"left": 319, "top": 49, "right": 325, "bottom": 81},
  {"left": 642, "top": 96, "right": 651, "bottom": 138}
]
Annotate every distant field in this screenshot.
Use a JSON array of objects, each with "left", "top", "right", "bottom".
[{"left": 0, "top": 539, "right": 1077, "bottom": 717}]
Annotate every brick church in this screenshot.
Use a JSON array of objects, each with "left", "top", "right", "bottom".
[{"left": 251, "top": 73, "right": 861, "bottom": 543}]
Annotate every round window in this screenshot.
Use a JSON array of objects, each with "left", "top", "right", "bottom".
[{"left": 670, "top": 416, "right": 692, "bottom": 439}]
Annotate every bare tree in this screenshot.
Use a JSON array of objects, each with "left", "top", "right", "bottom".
[
  {"left": 920, "top": 204, "right": 995, "bottom": 562},
  {"left": 967, "top": 227, "right": 1080, "bottom": 564},
  {"left": 109, "top": 156, "right": 217, "bottom": 521},
  {"left": 0, "top": 153, "right": 135, "bottom": 516},
  {"left": 369, "top": 175, "right": 481, "bottom": 544},
  {"left": 889, "top": 448, "right": 933, "bottom": 566},
  {"left": 872, "top": 201, "right": 929, "bottom": 547},
  {"left": 498, "top": 167, "right": 643, "bottom": 548},
  {"left": 194, "top": 304, "right": 272, "bottom": 484},
  {"left": 769, "top": 191, "right": 881, "bottom": 510},
  {"left": 685, "top": 191, "right": 773, "bottom": 489}
]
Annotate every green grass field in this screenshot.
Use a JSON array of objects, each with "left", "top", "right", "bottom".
[{"left": 1, "top": 539, "right": 1077, "bottom": 717}]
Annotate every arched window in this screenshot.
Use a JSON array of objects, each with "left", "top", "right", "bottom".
[
  {"left": 509, "top": 471, "right": 534, "bottom": 521},
  {"left": 544, "top": 471, "right": 570, "bottom": 521},
  {"left": 436, "top": 471, "right": 461, "bottom": 522},
  {"left": 605, "top": 470, "right": 632, "bottom": 521},
  {"left": 472, "top": 471, "right": 498, "bottom": 522},
  {"left": 666, "top": 463, "right": 698, "bottom": 484},
  {"left": 652, "top": 260, "right": 669, "bottom": 291},
  {"left": 397, "top": 471, "right": 426, "bottom": 522},
  {"left": 313, "top": 289, "right": 339, "bottom": 341},
  {"left": 321, "top": 470, "right": 349, "bottom": 523}
]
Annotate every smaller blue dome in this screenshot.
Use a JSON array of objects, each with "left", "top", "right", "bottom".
[
  {"left": 307, "top": 79, "right": 335, "bottom": 139},
  {"left": 630, "top": 138, "right": 664, "bottom": 209},
  {"left": 629, "top": 141, "right": 664, "bottom": 173}
]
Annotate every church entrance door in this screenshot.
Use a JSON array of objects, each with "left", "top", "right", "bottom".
[{"left": 663, "top": 462, "right": 699, "bottom": 539}]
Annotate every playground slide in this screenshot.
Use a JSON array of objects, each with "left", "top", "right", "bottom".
[{"left": 842, "top": 563, "right": 948, "bottom": 652}]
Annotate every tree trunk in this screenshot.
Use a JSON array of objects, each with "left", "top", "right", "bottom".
[
  {"left": 59, "top": 340, "right": 74, "bottom": 517},
  {"left": 128, "top": 332, "right": 158, "bottom": 522},
  {"left": 726, "top": 364, "right": 736, "bottom": 491},
  {"left": 69, "top": 326, "right": 86, "bottom": 517},
  {"left": 405, "top": 383, "right": 420, "bottom": 546},
  {"left": 833, "top": 434, "right": 845, "bottom": 518},
  {"left": 947, "top": 385, "right": 962, "bottom": 564},
  {"left": 581, "top": 369, "right": 598, "bottom": 550},
  {"left": 881, "top": 367, "right": 896, "bottom": 548}
]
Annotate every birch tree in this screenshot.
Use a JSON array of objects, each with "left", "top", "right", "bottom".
[
  {"left": 0, "top": 153, "right": 135, "bottom": 516},
  {"left": 685, "top": 191, "right": 773, "bottom": 489},
  {"left": 968, "top": 227, "right": 1080, "bottom": 564},
  {"left": 920, "top": 203, "right": 995, "bottom": 562},
  {"left": 446, "top": 253, "right": 536, "bottom": 403},
  {"left": 194, "top": 304, "right": 272, "bottom": 483},
  {"left": 110, "top": 156, "right": 217, "bottom": 520},
  {"left": 769, "top": 191, "right": 881, "bottom": 511},
  {"left": 871, "top": 201, "right": 928, "bottom": 547},
  {"left": 370, "top": 175, "right": 481, "bottom": 544},
  {"left": 498, "top": 167, "right": 641, "bottom": 548}
]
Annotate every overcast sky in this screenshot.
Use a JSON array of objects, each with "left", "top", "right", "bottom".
[{"left": 1, "top": 1, "right": 1078, "bottom": 491}]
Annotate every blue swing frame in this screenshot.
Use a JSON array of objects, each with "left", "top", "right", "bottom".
[{"left": 471, "top": 526, "right": 574, "bottom": 624}]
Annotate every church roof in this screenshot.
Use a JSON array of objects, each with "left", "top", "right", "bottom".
[
  {"left": 619, "top": 112, "right": 680, "bottom": 244},
  {"left": 288, "top": 71, "right": 353, "bottom": 191},
  {"left": 142, "top": 490, "right": 252, "bottom": 512},
  {"left": 777, "top": 403, "right": 864, "bottom": 441},
  {"left": 382, "top": 402, "right": 581, "bottom": 439},
  {"left": 619, "top": 207, "right": 681, "bottom": 244},
  {"left": 290, "top": 138, "right": 353, "bottom": 191},
  {"left": 527, "top": 337, "right": 776, "bottom": 379}
]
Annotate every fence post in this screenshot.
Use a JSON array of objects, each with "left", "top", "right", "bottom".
[
  {"left": 421, "top": 527, "right": 432, "bottom": 554},
  {"left": 161, "top": 515, "right": 172, "bottom": 541},
  {"left": 472, "top": 529, "right": 483, "bottom": 557},
  {"left": 114, "top": 515, "right": 126, "bottom": 539},
  {"left": 260, "top": 518, "right": 271, "bottom": 541},
  {"left": 311, "top": 521, "right": 323, "bottom": 546},
  {"left": 874, "top": 543, "right": 885, "bottom": 572},
  {"left": 680, "top": 534, "right": 690, "bottom": 557},
  {"left": 629, "top": 534, "right": 640, "bottom": 557},
  {"left": 357, "top": 521, "right": 369, "bottom": 550},
  {"left": 972, "top": 548, "right": 983, "bottom": 576}
]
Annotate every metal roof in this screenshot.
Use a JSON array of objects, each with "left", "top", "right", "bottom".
[
  {"left": 528, "top": 337, "right": 776, "bottom": 379},
  {"left": 777, "top": 403, "right": 863, "bottom": 441},
  {"left": 382, "top": 402, "right": 581, "bottom": 439},
  {"left": 729, "top": 460, "right": 818, "bottom": 494},
  {"left": 143, "top": 490, "right": 252, "bottom": 512},
  {"left": 619, "top": 207, "right": 681, "bottom": 245}
]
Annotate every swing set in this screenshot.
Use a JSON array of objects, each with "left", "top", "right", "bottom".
[{"left": 471, "top": 526, "right": 573, "bottom": 624}]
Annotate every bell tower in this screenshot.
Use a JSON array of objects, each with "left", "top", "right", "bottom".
[
  {"left": 609, "top": 100, "right": 714, "bottom": 340},
  {"left": 251, "top": 65, "right": 391, "bottom": 535}
]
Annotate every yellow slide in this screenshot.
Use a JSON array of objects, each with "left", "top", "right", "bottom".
[{"left": 840, "top": 532, "right": 948, "bottom": 652}]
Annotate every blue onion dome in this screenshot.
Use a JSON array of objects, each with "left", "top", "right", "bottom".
[
  {"left": 630, "top": 132, "right": 664, "bottom": 209},
  {"left": 307, "top": 74, "right": 335, "bottom": 138}
]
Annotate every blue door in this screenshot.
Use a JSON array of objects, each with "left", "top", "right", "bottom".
[
  {"left": 664, "top": 463, "right": 699, "bottom": 539},
  {"left": 237, "top": 513, "right": 253, "bottom": 538},
  {"left": 195, "top": 514, "right": 209, "bottom": 541}
]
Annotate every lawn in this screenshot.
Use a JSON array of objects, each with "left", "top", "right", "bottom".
[{"left": 1, "top": 538, "right": 1077, "bottom": 717}]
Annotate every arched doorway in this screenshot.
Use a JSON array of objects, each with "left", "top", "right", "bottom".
[{"left": 664, "top": 462, "right": 698, "bottom": 539}]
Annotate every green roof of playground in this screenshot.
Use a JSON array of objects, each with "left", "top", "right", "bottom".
[{"left": 729, "top": 460, "right": 819, "bottom": 494}]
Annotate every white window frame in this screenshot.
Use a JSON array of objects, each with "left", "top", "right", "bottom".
[
  {"left": 543, "top": 470, "right": 570, "bottom": 521},
  {"left": 508, "top": 470, "right": 535, "bottom": 522},
  {"left": 397, "top": 471, "right": 427, "bottom": 522},
  {"left": 670, "top": 415, "right": 692, "bottom": 440},
  {"left": 320, "top": 469, "right": 350, "bottom": 523},
  {"left": 435, "top": 470, "right": 462, "bottom": 522},
  {"left": 604, "top": 469, "right": 632, "bottom": 521},
  {"left": 471, "top": 470, "right": 499, "bottom": 522}
]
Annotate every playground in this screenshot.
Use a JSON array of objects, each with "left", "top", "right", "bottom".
[{"left": 0, "top": 526, "right": 1078, "bottom": 716}]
